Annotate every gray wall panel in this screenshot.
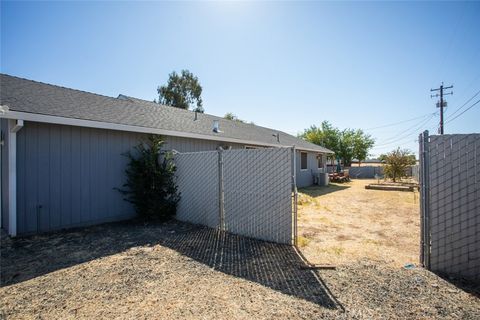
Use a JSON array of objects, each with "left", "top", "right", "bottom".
[
  {"left": 16, "top": 122, "right": 143, "bottom": 234},
  {"left": 24, "top": 121, "right": 38, "bottom": 234},
  {"left": 296, "top": 151, "right": 321, "bottom": 188},
  {"left": 49, "top": 124, "right": 62, "bottom": 230},
  {"left": 37, "top": 123, "right": 50, "bottom": 232},
  {"left": 1, "top": 119, "right": 10, "bottom": 232},
  {"left": 70, "top": 127, "right": 82, "bottom": 225},
  {"left": 60, "top": 125, "right": 72, "bottom": 227}
]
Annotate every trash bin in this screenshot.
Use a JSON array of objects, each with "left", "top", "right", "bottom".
[
  {"left": 316, "top": 169, "right": 329, "bottom": 186},
  {"left": 318, "top": 172, "right": 329, "bottom": 186}
]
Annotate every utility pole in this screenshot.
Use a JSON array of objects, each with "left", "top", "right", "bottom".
[{"left": 431, "top": 83, "right": 453, "bottom": 134}]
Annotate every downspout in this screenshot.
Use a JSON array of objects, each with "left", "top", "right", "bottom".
[{"left": 8, "top": 119, "right": 23, "bottom": 236}]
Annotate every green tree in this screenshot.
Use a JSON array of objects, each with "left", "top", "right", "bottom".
[
  {"left": 338, "top": 129, "right": 356, "bottom": 167},
  {"left": 224, "top": 112, "right": 245, "bottom": 122},
  {"left": 380, "top": 148, "right": 416, "bottom": 182},
  {"left": 119, "top": 135, "right": 180, "bottom": 220},
  {"left": 352, "top": 129, "right": 375, "bottom": 166},
  {"left": 157, "top": 70, "right": 204, "bottom": 112},
  {"left": 299, "top": 121, "right": 374, "bottom": 166},
  {"left": 299, "top": 121, "right": 340, "bottom": 164}
]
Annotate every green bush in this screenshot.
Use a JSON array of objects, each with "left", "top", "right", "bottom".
[
  {"left": 380, "top": 148, "right": 416, "bottom": 182},
  {"left": 119, "top": 135, "right": 180, "bottom": 220}
]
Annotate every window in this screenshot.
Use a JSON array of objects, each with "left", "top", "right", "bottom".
[
  {"left": 300, "top": 152, "right": 308, "bottom": 170},
  {"left": 317, "top": 154, "right": 324, "bottom": 169}
]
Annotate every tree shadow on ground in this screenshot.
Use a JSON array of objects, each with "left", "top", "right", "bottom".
[
  {"left": 299, "top": 183, "right": 350, "bottom": 198},
  {"left": 1, "top": 220, "right": 340, "bottom": 310}
]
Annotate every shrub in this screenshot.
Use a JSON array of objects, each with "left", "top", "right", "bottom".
[
  {"left": 380, "top": 148, "right": 416, "bottom": 182},
  {"left": 119, "top": 135, "right": 180, "bottom": 220}
]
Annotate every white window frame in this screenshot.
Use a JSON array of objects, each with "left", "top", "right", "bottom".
[
  {"left": 317, "top": 154, "right": 324, "bottom": 169},
  {"left": 300, "top": 152, "right": 308, "bottom": 171}
]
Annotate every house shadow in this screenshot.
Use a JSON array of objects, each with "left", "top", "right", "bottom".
[
  {"left": 299, "top": 183, "right": 350, "bottom": 198},
  {"left": 1, "top": 220, "right": 340, "bottom": 310},
  {"left": 0, "top": 220, "right": 156, "bottom": 286}
]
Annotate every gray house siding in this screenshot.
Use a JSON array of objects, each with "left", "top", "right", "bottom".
[
  {"left": 16, "top": 121, "right": 144, "bottom": 234},
  {"left": 1, "top": 119, "right": 10, "bottom": 232},
  {"left": 2, "top": 119, "right": 327, "bottom": 236},
  {"left": 13, "top": 121, "right": 249, "bottom": 235},
  {"left": 296, "top": 151, "right": 322, "bottom": 188}
]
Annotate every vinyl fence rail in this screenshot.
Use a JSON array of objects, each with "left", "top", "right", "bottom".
[
  {"left": 348, "top": 166, "right": 384, "bottom": 179},
  {"left": 419, "top": 131, "right": 479, "bottom": 283},
  {"left": 174, "top": 147, "right": 296, "bottom": 245}
]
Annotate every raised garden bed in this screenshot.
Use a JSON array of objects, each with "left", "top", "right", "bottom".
[{"left": 365, "top": 184, "right": 415, "bottom": 192}]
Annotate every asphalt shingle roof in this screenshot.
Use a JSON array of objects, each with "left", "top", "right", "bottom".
[{"left": 0, "top": 74, "right": 332, "bottom": 153}]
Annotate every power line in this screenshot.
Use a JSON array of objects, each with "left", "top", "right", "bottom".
[
  {"left": 371, "top": 137, "right": 417, "bottom": 150},
  {"left": 371, "top": 117, "right": 435, "bottom": 149},
  {"left": 364, "top": 113, "right": 435, "bottom": 131},
  {"left": 445, "top": 99, "right": 480, "bottom": 124},
  {"left": 372, "top": 113, "right": 437, "bottom": 147},
  {"left": 446, "top": 73, "right": 480, "bottom": 110},
  {"left": 445, "top": 88, "right": 480, "bottom": 120}
]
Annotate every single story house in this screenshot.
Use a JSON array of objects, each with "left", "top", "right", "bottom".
[{"left": 0, "top": 74, "right": 332, "bottom": 236}]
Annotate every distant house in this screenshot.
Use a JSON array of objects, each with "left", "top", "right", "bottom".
[{"left": 0, "top": 74, "right": 332, "bottom": 236}]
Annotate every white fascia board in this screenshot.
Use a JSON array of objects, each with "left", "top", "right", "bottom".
[{"left": 0, "top": 109, "right": 331, "bottom": 153}]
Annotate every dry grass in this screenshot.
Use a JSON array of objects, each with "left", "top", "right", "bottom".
[
  {"left": 298, "top": 179, "right": 420, "bottom": 267},
  {"left": 1, "top": 209, "right": 479, "bottom": 319}
]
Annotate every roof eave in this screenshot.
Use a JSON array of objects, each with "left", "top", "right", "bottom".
[{"left": 0, "top": 108, "right": 332, "bottom": 153}]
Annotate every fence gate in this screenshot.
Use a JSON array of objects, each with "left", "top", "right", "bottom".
[
  {"left": 174, "top": 147, "right": 296, "bottom": 244},
  {"left": 419, "top": 131, "right": 480, "bottom": 283}
]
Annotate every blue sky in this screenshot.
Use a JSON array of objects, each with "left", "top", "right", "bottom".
[{"left": 1, "top": 1, "right": 479, "bottom": 157}]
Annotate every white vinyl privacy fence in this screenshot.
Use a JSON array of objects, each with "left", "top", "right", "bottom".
[{"left": 175, "top": 147, "right": 296, "bottom": 244}]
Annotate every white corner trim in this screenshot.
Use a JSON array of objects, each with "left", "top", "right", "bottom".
[
  {"left": 8, "top": 119, "right": 17, "bottom": 236},
  {"left": 0, "top": 109, "right": 333, "bottom": 153}
]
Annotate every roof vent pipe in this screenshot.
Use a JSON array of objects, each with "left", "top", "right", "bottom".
[
  {"left": 213, "top": 120, "right": 220, "bottom": 133},
  {"left": 273, "top": 132, "right": 280, "bottom": 142},
  {"left": 194, "top": 111, "right": 198, "bottom": 121}
]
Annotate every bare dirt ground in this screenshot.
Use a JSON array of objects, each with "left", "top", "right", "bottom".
[
  {"left": 1, "top": 185, "right": 479, "bottom": 319},
  {"left": 297, "top": 179, "right": 420, "bottom": 267}
]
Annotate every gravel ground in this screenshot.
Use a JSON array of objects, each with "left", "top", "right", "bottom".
[{"left": 1, "top": 220, "right": 479, "bottom": 319}]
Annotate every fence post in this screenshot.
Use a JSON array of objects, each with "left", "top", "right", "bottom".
[
  {"left": 419, "top": 130, "right": 431, "bottom": 269},
  {"left": 292, "top": 146, "right": 298, "bottom": 246},
  {"left": 419, "top": 132, "right": 424, "bottom": 266},
  {"left": 218, "top": 149, "right": 225, "bottom": 231}
]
